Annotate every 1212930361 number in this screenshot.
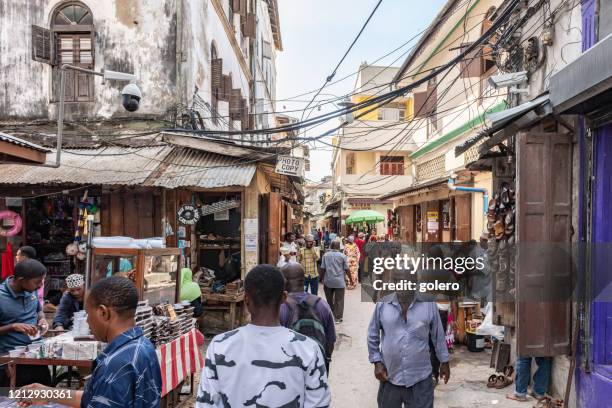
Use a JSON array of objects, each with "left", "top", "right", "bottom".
[{"left": 9, "top": 388, "right": 73, "bottom": 400}]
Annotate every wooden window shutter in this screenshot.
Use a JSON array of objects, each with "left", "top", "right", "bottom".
[
  {"left": 32, "top": 25, "right": 52, "bottom": 64},
  {"left": 211, "top": 58, "right": 223, "bottom": 91},
  {"left": 244, "top": 13, "right": 256, "bottom": 38},
  {"left": 75, "top": 71, "right": 94, "bottom": 101},
  {"left": 219, "top": 74, "right": 231, "bottom": 101},
  {"left": 413, "top": 91, "right": 429, "bottom": 118},
  {"left": 425, "top": 83, "right": 437, "bottom": 116},
  {"left": 239, "top": 0, "right": 247, "bottom": 15},
  {"left": 230, "top": 89, "right": 242, "bottom": 120},
  {"left": 231, "top": 0, "right": 241, "bottom": 13},
  {"left": 263, "top": 41, "right": 272, "bottom": 59},
  {"left": 241, "top": 98, "right": 248, "bottom": 127},
  {"left": 516, "top": 131, "right": 572, "bottom": 357},
  {"left": 459, "top": 44, "right": 482, "bottom": 78}
]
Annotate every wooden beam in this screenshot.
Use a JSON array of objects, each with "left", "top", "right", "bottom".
[{"left": 0, "top": 141, "right": 46, "bottom": 163}]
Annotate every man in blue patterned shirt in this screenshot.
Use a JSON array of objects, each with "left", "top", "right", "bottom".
[{"left": 20, "top": 276, "right": 162, "bottom": 408}]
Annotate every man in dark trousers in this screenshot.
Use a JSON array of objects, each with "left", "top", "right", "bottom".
[
  {"left": 279, "top": 263, "right": 336, "bottom": 372},
  {"left": 320, "top": 240, "right": 349, "bottom": 323},
  {"left": 368, "top": 267, "right": 450, "bottom": 408}
]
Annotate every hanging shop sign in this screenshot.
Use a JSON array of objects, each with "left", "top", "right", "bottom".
[
  {"left": 426, "top": 211, "right": 439, "bottom": 234},
  {"left": 178, "top": 204, "right": 200, "bottom": 225},
  {"left": 275, "top": 155, "right": 304, "bottom": 177},
  {"left": 200, "top": 199, "right": 240, "bottom": 217}
]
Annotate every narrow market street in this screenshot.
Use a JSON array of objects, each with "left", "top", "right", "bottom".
[
  {"left": 1, "top": 0, "right": 610, "bottom": 406},
  {"left": 329, "top": 287, "right": 527, "bottom": 408}
]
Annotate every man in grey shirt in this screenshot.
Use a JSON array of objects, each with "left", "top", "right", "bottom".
[
  {"left": 320, "top": 240, "right": 349, "bottom": 323},
  {"left": 367, "top": 268, "right": 450, "bottom": 408}
]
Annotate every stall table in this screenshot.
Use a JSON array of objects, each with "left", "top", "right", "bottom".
[
  {"left": 0, "top": 329, "right": 203, "bottom": 407},
  {"left": 0, "top": 356, "right": 92, "bottom": 388},
  {"left": 201, "top": 291, "right": 246, "bottom": 330}
]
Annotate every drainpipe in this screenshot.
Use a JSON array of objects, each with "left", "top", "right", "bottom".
[{"left": 447, "top": 174, "right": 488, "bottom": 215}]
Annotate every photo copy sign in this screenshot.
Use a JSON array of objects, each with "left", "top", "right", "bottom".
[{"left": 275, "top": 155, "right": 304, "bottom": 177}]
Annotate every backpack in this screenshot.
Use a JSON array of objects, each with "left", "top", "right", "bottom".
[{"left": 286, "top": 295, "right": 328, "bottom": 357}]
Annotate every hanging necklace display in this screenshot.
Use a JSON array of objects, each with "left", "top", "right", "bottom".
[{"left": 199, "top": 199, "right": 240, "bottom": 217}]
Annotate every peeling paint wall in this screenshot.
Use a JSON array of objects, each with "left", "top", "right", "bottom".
[
  {"left": 1, "top": 0, "right": 280, "bottom": 137},
  {"left": 0, "top": 0, "right": 178, "bottom": 121}
]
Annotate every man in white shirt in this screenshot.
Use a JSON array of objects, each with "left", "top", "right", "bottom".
[
  {"left": 282, "top": 232, "right": 299, "bottom": 262},
  {"left": 196, "top": 264, "right": 331, "bottom": 408},
  {"left": 277, "top": 245, "right": 298, "bottom": 269}
]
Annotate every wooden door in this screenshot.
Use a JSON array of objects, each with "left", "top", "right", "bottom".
[
  {"left": 267, "top": 192, "right": 281, "bottom": 264},
  {"left": 516, "top": 131, "right": 572, "bottom": 356},
  {"left": 455, "top": 194, "right": 472, "bottom": 241},
  {"left": 397, "top": 205, "right": 415, "bottom": 243},
  {"left": 259, "top": 194, "right": 269, "bottom": 264}
]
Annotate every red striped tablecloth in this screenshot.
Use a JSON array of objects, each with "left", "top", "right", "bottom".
[{"left": 156, "top": 328, "right": 205, "bottom": 396}]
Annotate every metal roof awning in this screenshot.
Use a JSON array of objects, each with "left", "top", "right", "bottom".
[
  {"left": 146, "top": 147, "right": 257, "bottom": 189},
  {"left": 455, "top": 94, "right": 552, "bottom": 157},
  {"left": 550, "top": 33, "right": 612, "bottom": 115},
  {"left": 0, "top": 132, "right": 51, "bottom": 164},
  {"left": 0, "top": 146, "right": 257, "bottom": 189},
  {"left": 378, "top": 177, "right": 448, "bottom": 200},
  {"left": 346, "top": 197, "right": 392, "bottom": 205}
]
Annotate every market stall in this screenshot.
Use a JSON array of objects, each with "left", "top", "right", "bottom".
[{"left": 0, "top": 315, "right": 203, "bottom": 403}]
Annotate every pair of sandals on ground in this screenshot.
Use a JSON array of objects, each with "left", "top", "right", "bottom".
[{"left": 487, "top": 366, "right": 563, "bottom": 407}]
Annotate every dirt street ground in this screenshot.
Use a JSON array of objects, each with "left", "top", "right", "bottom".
[
  {"left": 329, "top": 287, "right": 530, "bottom": 408},
  {"left": 185, "top": 286, "right": 531, "bottom": 407}
]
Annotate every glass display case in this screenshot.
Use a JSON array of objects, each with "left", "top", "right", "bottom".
[{"left": 90, "top": 247, "right": 180, "bottom": 304}]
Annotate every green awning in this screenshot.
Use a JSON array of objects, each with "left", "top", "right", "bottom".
[{"left": 345, "top": 210, "right": 385, "bottom": 225}]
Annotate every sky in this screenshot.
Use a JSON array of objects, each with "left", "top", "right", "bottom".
[{"left": 275, "top": 0, "right": 447, "bottom": 182}]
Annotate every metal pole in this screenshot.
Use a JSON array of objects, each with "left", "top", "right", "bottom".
[
  {"left": 50, "top": 65, "right": 103, "bottom": 168},
  {"left": 52, "top": 66, "right": 67, "bottom": 168},
  {"left": 84, "top": 215, "right": 94, "bottom": 289}
]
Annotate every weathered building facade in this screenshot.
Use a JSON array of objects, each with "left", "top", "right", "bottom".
[
  {"left": 0, "top": 0, "right": 282, "bottom": 137},
  {"left": 0, "top": 0, "right": 296, "bottom": 279},
  {"left": 380, "top": 0, "right": 504, "bottom": 243}
]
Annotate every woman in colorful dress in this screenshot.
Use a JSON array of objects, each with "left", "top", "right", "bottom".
[{"left": 343, "top": 235, "right": 360, "bottom": 289}]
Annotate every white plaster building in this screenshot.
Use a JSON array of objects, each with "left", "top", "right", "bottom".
[{"left": 0, "top": 0, "right": 282, "bottom": 142}]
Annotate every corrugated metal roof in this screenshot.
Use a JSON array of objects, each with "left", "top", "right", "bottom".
[
  {"left": 0, "top": 146, "right": 172, "bottom": 186},
  {"left": 147, "top": 147, "right": 256, "bottom": 189},
  {"left": 0, "top": 145, "right": 257, "bottom": 189},
  {"left": 0, "top": 132, "right": 50, "bottom": 152}
]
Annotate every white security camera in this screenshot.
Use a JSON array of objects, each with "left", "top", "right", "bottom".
[
  {"left": 488, "top": 71, "right": 528, "bottom": 89},
  {"left": 121, "top": 83, "right": 142, "bottom": 112}
]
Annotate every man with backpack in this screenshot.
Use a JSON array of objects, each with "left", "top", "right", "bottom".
[{"left": 279, "top": 263, "right": 336, "bottom": 373}]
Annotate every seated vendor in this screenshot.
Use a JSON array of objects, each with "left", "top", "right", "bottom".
[
  {"left": 20, "top": 276, "right": 162, "bottom": 407},
  {"left": 180, "top": 268, "right": 204, "bottom": 318},
  {"left": 52, "top": 274, "right": 85, "bottom": 331},
  {"left": 0, "top": 259, "right": 51, "bottom": 387}
]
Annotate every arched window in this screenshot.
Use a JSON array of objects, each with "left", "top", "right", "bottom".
[{"left": 51, "top": 2, "right": 95, "bottom": 102}]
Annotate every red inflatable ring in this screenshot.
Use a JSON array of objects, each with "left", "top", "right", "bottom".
[{"left": 0, "top": 210, "right": 22, "bottom": 237}]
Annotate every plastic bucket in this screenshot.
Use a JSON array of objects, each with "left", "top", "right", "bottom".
[{"left": 466, "top": 330, "right": 485, "bottom": 352}]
